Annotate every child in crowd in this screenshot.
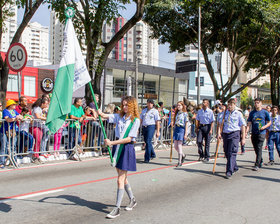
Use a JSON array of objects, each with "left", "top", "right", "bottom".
[
  {"left": 53, "top": 121, "right": 69, "bottom": 158},
  {"left": 82, "top": 106, "right": 96, "bottom": 148},
  {"left": 19, "top": 108, "right": 34, "bottom": 157},
  {"left": 173, "top": 101, "right": 189, "bottom": 167}
]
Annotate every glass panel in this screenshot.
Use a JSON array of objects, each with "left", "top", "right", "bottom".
[
  {"left": 140, "top": 73, "right": 158, "bottom": 107},
  {"left": 24, "top": 76, "right": 36, "bottom": 97},
  {"left": 159, "top": 76, "right": 174, "bottom": 108},
  {"left": 7, "top": 74, "right": 18, "bottom": 92}
]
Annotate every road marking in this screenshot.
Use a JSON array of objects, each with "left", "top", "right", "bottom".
[
  {"left": 0, "top": 189, "right": 64, "bottom": 203},
  {"left": 0, "top": 149, "right": 255, "bottom": 202},
  {"left": 0, "top": 159, "right": 210, "bottom": 202}
]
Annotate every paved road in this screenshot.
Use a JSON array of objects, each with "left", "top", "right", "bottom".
[{"left": 0, "top": 141, "right": 279, "bottom": 224}]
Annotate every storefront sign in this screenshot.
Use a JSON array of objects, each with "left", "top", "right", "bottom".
[
  {"left": 41, "top": 78, "right": 54, "bottom": 92},
  {"left": 144, "top": 93, "right": 157, "bottom": 99}
]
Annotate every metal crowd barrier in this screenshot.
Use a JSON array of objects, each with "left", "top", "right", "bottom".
[{"left": 0, "top": 115, "right": 221, "bottom": 169}]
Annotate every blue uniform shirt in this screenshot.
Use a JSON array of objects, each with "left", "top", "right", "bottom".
[
  {"left": 247, "top": 109, "right": 271, "bottom": 135},
  {"left": 269, "top": 115, "right": 280, "bottom": 132},
  {"left": 218, "top": 110, "right": 246, "bottom": 133},
  {"left": 196, "top": 108, "right": 215, "bottom": 124},
  {"left": 1, "top": 109, "right": 19, "bottom": 133},
  {"left": 217, "top": 112, "right": 224, "bottom": 124},
  {"left": 140, "top": 108, "right": 160, "bottom": 126},
  {"left": 108, "top": 114, "right": 140, "bottom": 141},
  {"left": 175, "top": 112, "right": 189, "bottom": 127}
]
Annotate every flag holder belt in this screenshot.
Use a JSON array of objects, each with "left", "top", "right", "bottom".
[
  {"left": 143, "top": 124, "right": 156, "bottom": 128},
  {"left": 200, "top": 124, "right": 210, "bottom": 127}
]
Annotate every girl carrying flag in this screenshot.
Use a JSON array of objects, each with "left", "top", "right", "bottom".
[
  {"left": 98, "top": 96, "right": 140, "bottom": 219},
  {"left": 173, "top": 101, "right": 189, "bottom": 167}
]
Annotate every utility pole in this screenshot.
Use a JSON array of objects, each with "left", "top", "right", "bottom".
[
  {"left": 197, "top": 6, "right": 201, "bottom": 105},
  {"left": 135, "top": 50, "right": 139, "bottom": 102}
]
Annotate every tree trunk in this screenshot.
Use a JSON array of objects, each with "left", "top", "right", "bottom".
[
  {"left": 0, "top": 58, "right": 9, "bottom": 105},
  {"left": 200, "top": 46, "right": 220, "bottom": 100},
  {"left": 270, "top": 70, "right": 277, "bottom": 106}
]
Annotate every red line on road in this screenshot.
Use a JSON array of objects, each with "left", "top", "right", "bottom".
[
  {"left": 0, "top": 160, "right": 198, "bottom": 201},
  {"left": 0, "top": 149, "right": 255, "bottom": 201}
]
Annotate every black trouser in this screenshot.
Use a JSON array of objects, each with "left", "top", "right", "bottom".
[
  {"left": 251, "top": 134, "right": 265, "bottom": 167},
  {"left": 197, "top": 124, "right": 211, "bottom": 159}
]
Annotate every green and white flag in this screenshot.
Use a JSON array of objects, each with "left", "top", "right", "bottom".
[{"left": 46, "top": 18, "right": 91, "bottom": 134}]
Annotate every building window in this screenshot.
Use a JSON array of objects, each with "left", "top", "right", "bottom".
[
  {"left": 7, "top": 75, "right": 18, "bottom": 92},
  {"left": 24, "top": 76, "right": 36, "bottom": 97},
  {"left": 141, "top": 81, "right": 156, "bottom": 94},
  {"left": 113, "top": 78, "right": 125, "bottom": 97}
]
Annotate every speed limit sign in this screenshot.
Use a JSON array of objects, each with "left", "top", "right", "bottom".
[{"left": 6, "top": 43, "right": 27, "bottom": 72}]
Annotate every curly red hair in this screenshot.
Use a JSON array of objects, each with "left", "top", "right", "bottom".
[
  {"left": 120, "top": 96, "right": 140, "bottom": 121},
  {"left": 173, "top": 101, "right": 187, "bottom": 123}
]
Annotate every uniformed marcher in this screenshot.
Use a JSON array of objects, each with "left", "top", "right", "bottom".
[
  {"left": 267, "top": 106, "right": 280, "bottom": 165},
  {"left": 98, "top": 96, "right": 141, "bottom": 219},
  {"left": 196, "top": 99, "right": 215, "bottom": 162},
  {"left": 246, "top": 98, "right": 271, "bottom": 171},
  {"left": 140, "top": 99, "right": 160, "bottom": 163},
  {"left": 217, "top": 99, "right": 246, "bottom": 179},
  {"left": 173, "top": 101, "right": 189, "bottom": 167}
]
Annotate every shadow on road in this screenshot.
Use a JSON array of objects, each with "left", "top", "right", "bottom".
[
  {"left": 243, "top": 175, "right": 280, "bottom": 183},
  {"left": 136, "top": 159, "right": 170, "bottom": 166},
  {"left": 38, "top": 195, "right": 112, "bottom": 214},
  {"left": 175, "top": 167, "right": 226, "bottom": 179},
  {"left": 0, "top": 202, "right": 12, "bottom": 213},
  {"left": 261, "top": 166, "right": 280, "bottom": 171}
]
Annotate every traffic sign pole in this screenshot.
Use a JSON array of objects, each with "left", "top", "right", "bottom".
[{"left": 17, "top": 71, "right": 21, "bottom": 99}]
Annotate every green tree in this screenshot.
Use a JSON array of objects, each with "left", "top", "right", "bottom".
[
  {"left": 49, "top": 0, "right": 146, "bottom": 104},
  {"left": 0, "top": 0, "right": 44, "bottom": 104},
  {"left": 144, "top": 0, "right": 280, "bottom": 102},
  {"left": 244, "top": 2, "right": 280, "bottom": 106}
]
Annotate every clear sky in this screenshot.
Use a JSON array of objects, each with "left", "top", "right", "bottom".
[{"left": 18, "top": 2, "right": 175, "bottom": 69}]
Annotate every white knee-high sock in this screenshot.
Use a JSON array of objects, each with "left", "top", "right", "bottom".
[
  {"left": 116, "top": 188, "right": 124, "bottom": 208},
  {"left": 125, "top": 183, "right": 134, "bottom": 200}
]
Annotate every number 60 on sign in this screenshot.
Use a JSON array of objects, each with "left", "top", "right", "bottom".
[{"left": 7, "top": 43, "right": 27, "bottom": 72}]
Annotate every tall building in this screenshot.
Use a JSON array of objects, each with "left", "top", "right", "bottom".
[
  {"left": 0, "top": 2, "right": 17, "bottom": 52},
  {"left": 103, "top": 19, "right": 159, "bottom": 66},
  {"left": 50, "top": 11, "right": 64, "bottom": 64},
  {"left": 50, "top": 13, "right": 159, "bottom": 66},
  {"left": 103, "top": 18, "right": 134, "bottom": 62},
  {"left": 20, "top": 22, "right": 50, "bottom": 65},
  {"left": 135, "top": 21, "right": 159, "bottom": 66}
]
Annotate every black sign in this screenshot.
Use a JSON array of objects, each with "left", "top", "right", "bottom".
[
  {"left": 176, "top": 60, "right": 197, "bottom": 73},
  {"left": 196, "top": 77, "right": 204, "bottom": 86}
]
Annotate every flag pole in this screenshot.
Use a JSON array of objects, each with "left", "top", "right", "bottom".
[{"left": 88, "top": 82, "right": 113, "bottom": 164}]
